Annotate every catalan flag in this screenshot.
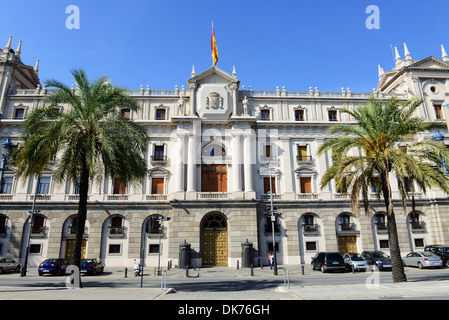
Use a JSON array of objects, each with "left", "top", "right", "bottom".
[{"left": 211, "top": 22, "right": 218, "bottom": 66}]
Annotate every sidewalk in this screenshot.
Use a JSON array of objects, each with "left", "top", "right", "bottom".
[{"left": 1, "top": 266, "right": 449, "bottom": 300}]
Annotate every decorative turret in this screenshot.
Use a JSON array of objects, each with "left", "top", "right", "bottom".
[
  {"left": 442, "top": 45, "right": 449, "bottom": 63},
  {"left": 4, "top": 36, "right": 12, "bottom": 52},
  {"left": 34, "top": 59, "right": 39, "bottom": 73},
  {"left": 394, "top": 46, "right": 402, "bottom": 67},
  {"left": 403, "top": 43, "right": 413, "bottom": 65},
  {"left": 15, "top": 40, "right": 22, "bottom": 58}
]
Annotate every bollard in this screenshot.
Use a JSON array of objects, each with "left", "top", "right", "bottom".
[
  {"left": 237, "top": 260, "right": 239, "bottom": 270},
  {"left": 250, "top": 264, "right": 254, "bottom": 276},
  {"left": 301, "top": 265, "right": 305, "bottom": 275},
  {"left": 185, "top": 265, "right": 189, "bottom": 277},
  {"left": 124, "top": 267, "right": 128, "bottom": 278},
  {"left": 352, "top": 264, "right": 355, "bottom": 274},
  {"left": 260, "top": 258, "right": 263, "bottom": 269}
]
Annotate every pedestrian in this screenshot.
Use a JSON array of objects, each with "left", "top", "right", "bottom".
[{"left": 268, "top": 252, "right": 273, "bottom": 269}]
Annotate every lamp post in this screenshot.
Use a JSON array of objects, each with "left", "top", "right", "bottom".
[
  {"left": 268, "top": 163, "right": 278, "bottom": 276},
  {"left": 21, "top": 174, "right": 40, "bottom": 277},
  {"left": 154, "top": 216, "right": 171, "bottom": 276},
  {"left": 0, "top": 138, "right": 14, "bottom": 193},
  {"left": 432, "top": 130, "right": 447, "bottom": 175}
]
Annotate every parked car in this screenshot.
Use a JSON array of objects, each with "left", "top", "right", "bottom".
[
  {"left": 0, "top": 258, "right": 21, "bottom": 273},
  {"left": 311, "top": 252, "right": 346, "bottom": 273},
  {"left": 38, "top": 258, "right": 70, "bottom": 276},
  {"left": 80, "top": 259, "right": 104, "bottom": 275},
  {"left": 343, "top": 253, "right": 369, "bottom": 272},
  {"left": 402, "top": 251, "right": 443, "bottom": 269},
  {"left": 361, "top": 251, "right": 392, "bottom": 270},
  {"left": 424, "top": 245, "right": 449, "bottom": 267}
]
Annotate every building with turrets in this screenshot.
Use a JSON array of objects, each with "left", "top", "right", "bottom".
[{"left": 1, "top": 37, "right": 449, "bottom": 269}]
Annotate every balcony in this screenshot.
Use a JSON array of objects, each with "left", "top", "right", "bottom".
[
  {"left": 264, "top": 223, "right": 281, "bottom": 234},
  {"left": 410, "top": 221, "right": 426, "bottom": 233},
  {"left": 198, "top": 192, "right": 230, "bottom": 199},
  {"left": 108, "top": 225, "right": 126, "bottom": 238},
  {"left": 337, "top": 223, "right": 359, "bottom": 235},
  {"left": 303, "top": 224, "right": 319, "bottom": 235},
  {"left": 150, "top": 155, "right": 167, "bottom": 164},
  {"left": 295, "top": 193, "right": 318, "bottom": 200},
  {"left": 261, "top": 193, "right": 282, "bottom": 200},
  {"left": 375, "top": 223, "right": 388, "bottom": 234},
  {"left": 31, "top": 226, "right": 46, "bottom": 238},
  {"left": 146, "top": 194, "right": 168, "bottom": 201},
  {"left": 296, "top": 155, "right": 313, "bottom": 164}
]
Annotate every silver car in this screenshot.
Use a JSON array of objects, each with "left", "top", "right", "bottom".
[
  {"left": 0, "top": 258, "right": 21, "bottom": 273},
  {"left": 402, "top": 251, "right": 442, "bottom": 269},
  {"left": 343, "top": 253, "right": 369, "bottom": 272}
]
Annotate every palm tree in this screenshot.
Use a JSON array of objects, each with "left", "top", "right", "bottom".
[
  {"left": 12, "top": 69, "right": 148, "bottom": 277},
  {"left": 318, "top": 97, "right": 449, "bottom": 282}
]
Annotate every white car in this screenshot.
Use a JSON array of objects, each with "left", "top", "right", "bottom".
[
  {"left": 402, "top": 251, "right": 442, "bottom": 269},
  {"left": 343, "top": 253, "right": 369, "bottom": 272}
]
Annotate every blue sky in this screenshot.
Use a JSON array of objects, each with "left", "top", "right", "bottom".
[{"left": 3, "top": 0, "right": 449, "bottom": 92}]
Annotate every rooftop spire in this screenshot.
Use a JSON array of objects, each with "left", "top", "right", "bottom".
[
  {"left": 394, "top": 46, "right": 402, "bottom": 65},
  {"left": 34, "top": 59, "right": 39, "bottom": 73},
  {"left": 403, "top": 43, "right": 412, "bottom": 61},
  {"left": 442, "top": 45, "right": 449, "bottom": 62},
  {"left": 15, "top": 40, "right": 22, "bottom": 57},
  {"left": 191, "top": 65, "right": 196, "bottom": 77},
  {"left": 378, "top": 64, "right": 384, "bottom": 77},
  {"left": 4, "top": 35, "right": 12, "bottom": 51}
]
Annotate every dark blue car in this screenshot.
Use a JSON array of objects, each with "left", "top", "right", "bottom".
[
  {"left": 80, "top": 259, "right": 104, "bottom": 275},
  {"left": 38, "top": 258, "right": 70, "bottom": 276}
]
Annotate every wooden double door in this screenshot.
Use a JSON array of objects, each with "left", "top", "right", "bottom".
[
  {"left": 65, "top": 239, "right": 87, "bottom": 263},
  {"left": 338, "top": 236, "right": 357, "bottom": 255},
  {"left": 201, "top": 214, "right": 228, "bottom": 266},
  {"left": 201, "top": 164, "right": 227, "bottom": 192}
]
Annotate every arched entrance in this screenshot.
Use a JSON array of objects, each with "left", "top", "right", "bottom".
[{"left": 201, "top": 213, "right": 228, "bottom": 266}]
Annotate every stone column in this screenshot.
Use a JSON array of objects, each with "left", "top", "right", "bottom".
[
  {"left": 230, "top": 83, "right": 238, "bottom": 117},
  {"left": 232, "top": 133, "right": 242, "bottom": 195},
  {"left": 186, "top": 133, "right": 197, "bottom": 198},
  {"left": 173, "top": 134, "right": 185, "bottom": 197},
  {"left": 243, "top": 132, "right": 256, "bottom": 198},
  {"left": 280, "top": 138, "right": 294, "bottom": 200}
]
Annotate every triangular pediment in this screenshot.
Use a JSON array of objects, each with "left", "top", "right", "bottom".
[
  {"left": 188, "top": 66, "right": 239, "bottom": 86},
  {"left": 409, "top": 56, "right": 449, "bottom": 70}
]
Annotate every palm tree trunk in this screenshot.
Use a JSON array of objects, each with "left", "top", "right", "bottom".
[
  {"left": 72, "top": 157, "right": 89, "bottom": 287},
  {"left": 381, "top": 169, "right": 407, "bottom": 283}
]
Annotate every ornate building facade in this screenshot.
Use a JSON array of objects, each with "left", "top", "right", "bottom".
[{"left": 1, "top": 37, "right": 449, "bottom": 268}]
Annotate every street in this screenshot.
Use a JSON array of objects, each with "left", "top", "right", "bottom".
[{"left": 1, "top": 264, "right": 449, "bottom": 296}]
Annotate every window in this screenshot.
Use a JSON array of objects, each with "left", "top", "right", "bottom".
[
  {"left": 29, "top": 244, "right": 42, "bottom": 254},
  {"left": 297, "top": 145, "right": 309, "bottom": 161},
  {"left": 263, "top": 177, "right": 276, "bottom": 194},
  {"left": 414, "top": 238, "right": 424, "bottom": 248},
  {"left": 379, "top": 240, "right": 389, "bottom": 249},
  {"left": 153, "top": 146, "right": 165, "bottom": 161},
  {"left": 147, "top": 216, "right": 162, "bottom": 234},
  {"left": 32, "top": 215, "right": 46, "bottom": 235},
  {"left": 265, "top": 145, "right": 271, "bottom": 158},
  {"left": 265, "top": 215, "right": 280, "bottom": 233},
  {"left": 261, "top": 109, "right": 270, "bottom": 120},
  {"left": 109, "top": 216, "right": 124, "bottom": 235},
  {"left": 375, "top": 214, "right": 387, "bottom": 231},
  {"left": 1, "top": 177, "right": 13, "bottom": 194},
  {"left": 434, "top": 104, "right": 443, "bottom": 120},
  {"left": 328, "top": 110, "right": 337, "bottom": 121},
  {"left": 13, "top": 108, "right": 25, "bottom": 119},
  {"left": 108, "top": 244, "right": 121, "bottom": 254},
  {"left": 300, "top": 177, "right": 312, "bottom": 194},
  {"left": 38, "top": 178, "right": 50, "bottom": 195},
  {"left": 113, "top": 178, "right": 126, "bottom": 194},
  {"left": 149, "top": 244, "right": 160, "bottom": 254},
  {"left": 305, "top": 242, "right": 317, "bottom": 251},
  {"left": 295, "top": 109, "right": 304, "bottom": 121},
  {"left": 121, "top": 108, "right": 131, "bottom": 119},
  {"left": 0, "top": 215, "right": 7, "bottom": 234},
  {"left": 151, "top": 178, "right": 165, "bottom": 194},
  {"left": 340, "top": 214, "right": 352, "bottom": 231},
  {"left": 156, "top": 108, "right": 166, "bottom": 120},
  {"left": 267, "top": 242, "right": 279, "bottom": 252}
]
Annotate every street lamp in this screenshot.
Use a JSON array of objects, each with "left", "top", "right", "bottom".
[
  {"left": 0, "top": 138, "right": 14, "bottom": 193},
  {"left": 153, "top": 216, "right": 171, "bottom": 276},
  {"left": 267, "top": 164, "right": 279, "bottom": 276},
  {"left": 21, "top": 174, "right": 40, "bottom": 277}
]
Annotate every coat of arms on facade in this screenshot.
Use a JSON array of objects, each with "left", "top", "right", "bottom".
[{"left": 205, "top": 92, "right": 223, "bottom": 109}]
